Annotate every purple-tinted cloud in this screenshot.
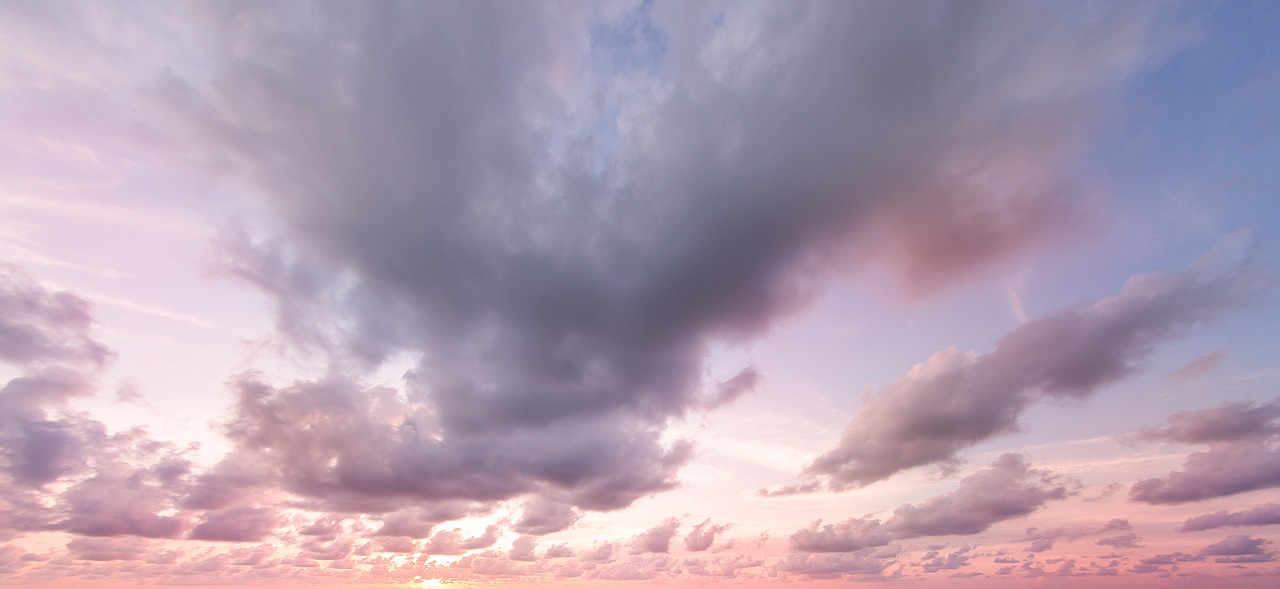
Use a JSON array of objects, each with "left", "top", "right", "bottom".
[
  {"left": 0, "top": 265, "right": 111, "bottom": 373},
  {"left": 919, "top": 546, "right": 974, "bottom": 573},
  {"left": 510, "top": 536, "right": 538, "bottom": 562},
  {"left": 684, "top": 518, "right": 732, "bottom": 552},
  {"left": 1166, "top": 350, "right": 1225, "bottom": 383},
  {"left": 629, "top": 518, "right": 680, "bottom": 554},
  {"left": 772, "top": 553, "right": 891, "bottom": 579},
  {"left": 1131, "top": 399, "right": 1280, "bottom": 504},
  {"left": 789, "top": 518, "right": 891, "bottom": 553},
  {"left": 886, "top": 454, "right": 1070, "bottom": 538},
  {"left": 1181, "top": 503, "right": 1280, "bottom": 532},
  {"left": 189, "top": 506, "right": 279, "bottom": 542},
  {"left": 512, "top": 496, "right": 582, "bottom": 536},
  {"left": 787, "top": 454, "right": 1069, "bottom": 556},
  {"left": 1196, "top": 535, "right": 1274, "bottom": 563},
  {"left": 158, "top": 0, "right": 1185, "bottom": 520},
  {"left": 803, "top": 241, "right": 1264, "bottom": 489}
]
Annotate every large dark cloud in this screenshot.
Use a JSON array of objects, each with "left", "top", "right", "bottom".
[
  {"left": 142, "top": 0, "right": 1187, "bottom": 517},
  {"left": 1130, "top": 399, "right": 1280, "bottom": 504},
  {"left": 799, "top": 241, "right": 1264, "bottom": 489}
]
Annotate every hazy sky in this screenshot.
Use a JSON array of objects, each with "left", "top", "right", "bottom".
[{"left": 2, "top": 1, "right": 1279, "bottom": 588}]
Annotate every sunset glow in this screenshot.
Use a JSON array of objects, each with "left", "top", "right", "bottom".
[{"left": 2, "top": 1, "right": 1279, "bottom": 588}]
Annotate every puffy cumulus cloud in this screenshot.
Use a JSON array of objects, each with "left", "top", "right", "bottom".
[
  {"left": 919, "top": 546, "right": 974, "bottom": 573},
  {"left": 510, "top": 536, "right": 539, "bottom": 562},
  {"left": 1196, "top": 535, "right": 1275, "bottom": 564},
  {"left": 422, "top": 525, "right": 502, "bottom": 556},
  {"left": 189, "top": 506, "right": 281, "bottom": 542},
  {"left": 512, "top": 496, "right": 582, "bottom": 535},
  {"left": 885, "top": 454, "right": 1070, "bottom": 538},
  {"left": 790, "top": 518, "right": 891, "bottom": 553},
  {"left": 1021, "top": 518, "right": 1132, "bottom": 552},
  {"left": 771, "top": 552, "right": 892, "bottom": 580},
  {"left": 1, "top": 268, "right": 112, "bottom": 503},
  {"left": 803, "top": 239, "right": 1265, "bottom": 489},
  {"left": 1181, "top": 503, "right": 1280, "bottom": 532},
  {"left": 1130, "top": 398, "right": 1280, "bottom": 504},
  {"left": 629, "top": 518, "right": 681, "bottom": 554},
  {"left": 684, "top": 518, "right": 732, "bottom": 552},
  {"left": 0, "top": 264, "right": 111, "bottom": 374},
  {"left": 65, "top": 537, "right": 150, "bottom": 562},
  {"left": 122, "top": 0, "right": 1192, "bottom": 518},
  {"left": 0, "top": 265, "right": 199, "bottom": 546},
  {"left": 195, "top": 372, "right": 690, "bottom": 517},
  {"left": 545, "top": 543, "right": 574, "bottom": 559},
  {"left": 786, "top": 454, "right": 1068, "bottom": 558}
]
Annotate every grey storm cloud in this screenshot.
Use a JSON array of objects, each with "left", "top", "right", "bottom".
[
  {"left": 799, "top": 238, "right": 1265, "bottom": 489},
  {"left": 1130, "top": 399, "right": 1280, "bottom": 504},
  {"left": 790, "top": 454, "right": 1070, "bottom": 553},
  {"left": 143, "top": 0, "right": 1184, "bottom": 517}
]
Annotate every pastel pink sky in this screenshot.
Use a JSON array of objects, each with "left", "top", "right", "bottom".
[{"left": 2, "top": 1, "right": 1280, "bottom": 588}]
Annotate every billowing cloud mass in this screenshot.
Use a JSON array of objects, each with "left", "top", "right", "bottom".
[
  {"left": 174, "top": 0, "right": 1181, "bottom": 517},
  {"left": 800, "top": 241, "right": 1264, "bottom": 489},
  {"left": 3, "top": 1, "right": 1280, "bottom": 587},
  {"left": 1130, "top": 399, "right": 1280, "bottom": 504}
]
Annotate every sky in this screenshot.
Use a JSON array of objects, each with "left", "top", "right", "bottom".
[{"left": 1, "top": 1, "right": 1280, "bottom": 587}]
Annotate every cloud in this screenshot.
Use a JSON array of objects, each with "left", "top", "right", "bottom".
[
  {"left": 0, "top": 264, "right": 111, "bottom": 373},
  {"left": 1180, "top": 503, "right": 1280, "bottom": 532},
  {"left": 789, "top": 518, "right": 891, "bottom": 553},
  {"left": 203, "top": 372, "right": 692, "bottom": 516},
  {"left": 885, "top": 454, "right": 1070, "bottom": 538},
  {"left": 772, "top": 553, "right": 891, "bottom": 579},
  {"left": 919, "top": 546, "right": 974, "bottom": 573},
  {"left": 1130, "top": 399, "right": 1280, "bottom": 504},
  {"left": 629, "top": 518, "right": 680, "bottom": 554},
  {"left": 804, "top": 238, "right": 1265, "bottom": 489},
  {"left": 786, "top": 454, "right": 1069, "bottom": 556},
  {"left": 512, "top": 496, "right": 582, "bottom": 535},
  {"left": 510, "top": 536, "right": 538, "bottom": 562},
  {"left": 153, "top": 0, "right": 1188, "bottom": 519},
  {"left": 1196, "top": 535, "right": 1275, "bottom": 564},
  {"left": 189, "top": 506, "right": 280, "bottom": 542},
  {"left": 1166, "top": 350, "right": 1225, "bottom": 383},
  {"left": 422, "top": 525, "right": 502, "bottom": 556},
  {"left": 1096, "top": 533, "right": 1143, "bottom": 549},
  {"left": 684, "top": 519, "right": 732, "bottom": 552}
]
